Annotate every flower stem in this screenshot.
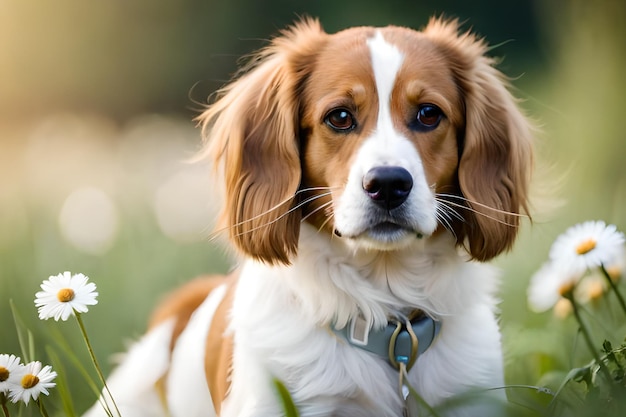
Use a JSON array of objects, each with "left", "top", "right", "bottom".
[
  {"left": 566, "top": 294, "right": 613, "bottom": 383},
  {"left": 74, "top": 312, "right": 122, "bottom": 417},
  {"left": 600, "top": 264, "right": 626, "bottom": 316},
  {"left": 1, "top": 396, "right": 9, "bottom": 417},
  {"left": 36, "top": 398, "right": 50, "bottom": 417}
]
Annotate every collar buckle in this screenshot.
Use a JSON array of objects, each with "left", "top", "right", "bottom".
[
  {"left": 332, "top": 310, "right": 442, "bottom": 371},
  {"left": 388, "top": 318, "right": 419, "bottom": 371}
]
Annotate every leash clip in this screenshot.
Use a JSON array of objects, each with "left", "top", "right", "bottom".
[{"left": 387, "top": 318, "right": 419, "bottom": 371}]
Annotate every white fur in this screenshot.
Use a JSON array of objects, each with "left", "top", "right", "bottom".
[
  {"left": 222, "top": 224, "right": 505, "bottom": 417},
  {"left": 83, "top": 286, "right": 228, "bottom": 417},
  {"left": 368, "top": 30, "right": 403, "bottom": 134},
  {"left": 82, "top": 319, "right": 174, "bottom": 417},
  {"left": 167, "top": 284, "right": 227, "bottom": 416},
  {"left": 334, "top": 31, "right": 438, "bottom": 250}
]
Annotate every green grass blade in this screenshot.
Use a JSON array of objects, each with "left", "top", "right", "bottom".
[
  {"left": 45, "top": 326, "right": 109, "bottom": 409},
  {"left": 272, "top": 378, "right": 300, "bottom": 417},
  {"left": 45, "top": 346, "right": 77, "bottom": 417},
  {"left": 9, "top": 299, "right": 34, "bottom": 363}
]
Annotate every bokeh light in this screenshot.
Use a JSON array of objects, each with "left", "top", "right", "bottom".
[
  {"left": 58, "top": 186, "right": 119, "bottom": 255},
  {"left": 153, "top": 167, "right": 214, "bottom": 243}
]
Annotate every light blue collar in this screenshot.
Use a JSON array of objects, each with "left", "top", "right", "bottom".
[{"left": 332, "top": 311, "right": 442, "bottom": 371}]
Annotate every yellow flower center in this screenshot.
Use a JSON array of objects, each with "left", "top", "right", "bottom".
[
  {"left": 57, "top": 288, "right": 75, "bottom": 303},
  {"left": 575, "top": 238, "right": 596, "bottom": 255},
  {"left": 21, "top": 373, "right": 39, "bottom": 389},
  {"left": 0, "top": 366, "right": 9, "bottom": 382},
  {"left": 553, "top": 298, "right": 572, "bottom": 319},
  {"left": 558, "top": 281, "right": 576, "bottom": 297}
]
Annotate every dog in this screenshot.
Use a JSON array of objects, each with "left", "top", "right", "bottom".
[{"left": 84, "top": 17, "right": 533, "bottom": 417}]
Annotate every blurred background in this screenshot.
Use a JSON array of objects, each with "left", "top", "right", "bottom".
[{"left": 1, "top": 0, "right": 625, "bottom": 414}]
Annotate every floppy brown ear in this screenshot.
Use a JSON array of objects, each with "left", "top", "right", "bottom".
[
  {"left": 196, "top": 19, "right": 326, "bottom": 265},
  {"left": 424, "top": 19, "right": 533, "bottom": 261}
]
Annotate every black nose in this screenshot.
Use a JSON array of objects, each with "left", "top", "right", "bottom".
[{"left": 362, "top": 166, "right": 413, "bottom": 210}]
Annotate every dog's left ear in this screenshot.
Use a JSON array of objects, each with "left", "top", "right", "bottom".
[
  {"left": 424, "top": 19, "right": 533, "bottom": 261},
  {"left": 197, "top": 19, "right": 326, "bottom": 265}
]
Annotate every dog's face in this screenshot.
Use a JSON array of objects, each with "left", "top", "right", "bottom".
[
  {"left": 299, "top": 28, "right": 462, "bottom": 251},
  {"left": 199, "top": 19, "right": 533, "bottom": 264}
]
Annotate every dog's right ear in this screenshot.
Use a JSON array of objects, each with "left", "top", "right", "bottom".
[
  {"left": 196, "top": 19, "right": 326, "bottom": 265},
  {"left": 424, "top": 18, "right": 534, "bottom": 262}
]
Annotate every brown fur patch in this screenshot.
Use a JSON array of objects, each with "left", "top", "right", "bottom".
[
  {"left": 148, "top": 275, "right": 229, "bottom": 348},
  {"left": 204, "top": 278, "right": 237, "bottom": 414},
  {"left": 148, "top": 274, "right": 236, "bottom": 409}
]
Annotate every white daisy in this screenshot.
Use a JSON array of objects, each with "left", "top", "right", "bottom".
[
  {"left": 34, "top": 271, "right": 98, "bottom": 321},
  {"left": 527, "top": 261, "right": 582, "bottom": 312},
  {"left": 8, "top": 361, "right": 56, "bottom": 405},
  {"left": 0, "top": 354, "right": 22, "bottom": 394},
  {"left": 549, "top": 220, "right": 625, "bottom": 274}
]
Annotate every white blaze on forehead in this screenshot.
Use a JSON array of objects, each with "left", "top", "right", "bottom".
[
  {"left": 366, "top": 31, "right": 404, "bottom": 133},
  {"left": 331, "top": 29, "right": 438, "bottom": 246}
]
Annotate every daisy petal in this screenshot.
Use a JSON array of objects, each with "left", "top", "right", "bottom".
[
  {"left": 549, "top": 220, "right": 625, "bottom": 273},
  {"left": 34, "top": 271, "right": 99, "bottom": 321},
  {"left": 0, "top": 354, "right": 23, "bottom": 394},
  {"left": 528, "top": 261, "right": 582, "bottom": 312},
  {"left": 8, "top": 361, "right": 56, "bottom": 405}
]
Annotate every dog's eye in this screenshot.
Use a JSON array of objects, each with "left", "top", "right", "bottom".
[
  {"left": 412, "top": 104, "right": 443, "bottom": 131},
  {"left": 325, "top": 109, "right": 356, "bottom": 132}
]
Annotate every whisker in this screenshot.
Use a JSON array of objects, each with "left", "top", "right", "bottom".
[
  {"left": 317, "top": 210, "right": 335, "bottom": 233},
  {"left": 435, "top": 205, "right": 458, "bottom": 240},
  {"left": 435, "top": 205, "right": 454, "bottom": 224},
  {"left": 300, "top": 199, "right": 334, "bottom": 224},
  {"left": 210, "top": 188, "right": 337, "bottom": 241},
  {"left": 227, "top": 186, "right": 335, "bottom": 229},
  {"left": 436, "top": 200, "right": 465, "bottom": 222},
  {"left": 435, "top": 197, "right": 519, "bottom": 227},
  {"left": 436, "top": 193, "right": 529, "bottom": 219},
  {"left": 288, "top": 191, "right": 334, "bottom": 217},
  {"left": 437, "top": 215, "right": 457, "bottom": 240}
]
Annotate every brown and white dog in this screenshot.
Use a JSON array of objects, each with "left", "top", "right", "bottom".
[{"left": 85, "top": 17, "right": 532, "bottom": 417}]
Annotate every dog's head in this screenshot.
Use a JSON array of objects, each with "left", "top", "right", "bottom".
[{"left": 198, "top": 18, "right": 533, "bottom": 265}]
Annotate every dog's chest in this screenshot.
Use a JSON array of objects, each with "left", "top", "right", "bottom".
[{"left": 215, "top": 232, "right": 503, "bottom": 416}]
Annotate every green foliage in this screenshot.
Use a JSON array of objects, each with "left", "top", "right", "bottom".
[
  {"left": 272, "top": 378, "right": 300, "bottom": 417},
  {"left": 542, "top": 339, "right": 626, "bottom": 417}
]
